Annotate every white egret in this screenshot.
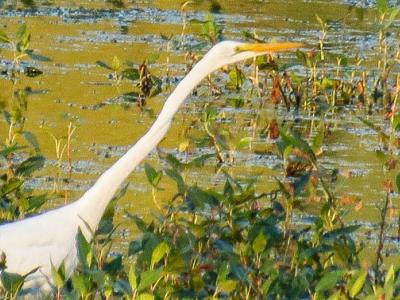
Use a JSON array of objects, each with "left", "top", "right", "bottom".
[{"left": 0, "top": 40, "right": 302, "bottom": 293}]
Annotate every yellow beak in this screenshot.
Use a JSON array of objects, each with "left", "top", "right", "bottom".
[{"left": 235, "top": 42, "right": 304, "bottom": 53}]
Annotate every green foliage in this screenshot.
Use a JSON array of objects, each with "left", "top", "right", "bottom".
[
  {"left": 191, "top": 13, "right": 223, "bottom": 44},
  {"left": 377, "top": 0, "right": 389, "bottom": 14},
  {"left": 51, "top": 262, "right": 67, "bottom": 290},
  {"left": 2, "top": 3, "right": 400, "bottom": 299},
  {"left": 144, "top": 163, "right": 163, "bottom": 190},
  {"left": 0, "top": 30, "right": 11, "bottom": 43},
  {"left": 226, "top": 67, "right": 245, "bottom": 90},
  {"left": 107, "top": 164, "right": 399, "bottom": 299},
  {"left": 0, "top": 116, "right": 47, "bottom": 221},
  {"left": 0, "top": 267, "right": 39, "bottom": 299},
  {"left": 96, "top": 58, "right": 162, "bottom": 103},
  {"left": 0, "top": 24, "right": 44, "bottom": 79}
]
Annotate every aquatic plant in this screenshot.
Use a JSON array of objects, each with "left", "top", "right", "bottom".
[
  {"left": 96, "top": 56, "right": 162, "bottom": 106},
  {"left": 0, "top": 1, "right": 400, "bottom": 299},
  {"left": 0, "top": 92, "right": 47, "bottom": 222},
  {"left": 44, "top": 122, "right": 77, "bottom": 202},
  {"left": 48, "top": 142, "right": 400, "bottom": 299},
  {"left": 0, "top": 24, "right": 43, "bottom": 80}
]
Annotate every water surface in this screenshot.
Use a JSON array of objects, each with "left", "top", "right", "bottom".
[{"left": 0, "top": 0, "right": 399, "bottom": 264}]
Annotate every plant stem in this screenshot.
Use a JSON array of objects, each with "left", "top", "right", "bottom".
[
  {"left": 204, "top": 122, "right": 224, "bottom": 164},
  {"left": 375, "top": 191, "right": 390, "bottom": 281}
]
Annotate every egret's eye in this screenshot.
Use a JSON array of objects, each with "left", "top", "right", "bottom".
[{"left": 234, "top": 46, "right": 242, "bottom": 53}]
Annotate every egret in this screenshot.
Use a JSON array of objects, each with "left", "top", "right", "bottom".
[{"left": 0, "top": 40, "right": 302, "bottom": 293}]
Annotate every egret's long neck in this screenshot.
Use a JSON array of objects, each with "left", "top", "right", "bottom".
[{"left": 76, "top": 53, "right": 218, "bottom": 235}]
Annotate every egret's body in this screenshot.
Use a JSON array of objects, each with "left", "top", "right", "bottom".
[{"left": 0, "top": 41, "right": 302, "bottom": 293}]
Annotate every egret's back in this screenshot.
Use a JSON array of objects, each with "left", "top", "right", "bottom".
[{"left": 0, "top": 203, "right": 80, "bottom": 290}]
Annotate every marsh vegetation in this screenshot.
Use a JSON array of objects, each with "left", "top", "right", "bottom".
[{"left": 1, "top": 0, "right": 400, "bottom": 298}]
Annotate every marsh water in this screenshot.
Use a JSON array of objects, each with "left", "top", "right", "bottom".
[{"left": 0, "top": 0, "right": 399, "bottom": 264}]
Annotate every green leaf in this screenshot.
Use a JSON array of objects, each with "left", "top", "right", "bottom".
[
  {"left": 0, "top": 272, "right": 25, "bottom": 295},
  {"left": 16, "top": 24, "right": 30, "bottom": 52},
  {"left": 203, "top": 106, "right": 218, "bottom": 124},
  {"left": 122, "top": 68, "right": 140, "bottom": 81},
  {"left": 51, "top": 262, "right": 66, "bottom": 288},
  {"left": 112, "top": 56, "right": 121, "bottom": 71},
  {"left": 0, "top": 267, "right": 39, "bottom": 296},
  {"left": 91, "top": 270, "right": 106, "bottom": 287},
  {"left": 128, "top": 240, "right": 143, "bottom": 256},
  {"left": 392, "top": 114, "right": 400, "bottom": 130},
  {"left": 0, "top": 30, "right": 10, "bottom": 43},
  {"left": 385, "top": 265, "right": 395, "bottom": 286},
  {"left": 323, "top": 225, "right": 360, "bottom": 240},
  {"left": 327, "top": 291, "right": 342, "bottom": 300},
  {"left": 384, "top": 7, "right": 400, "bottom": 29},
  {"left": 151, "top": 241, "right": 170, "bottom": 269},
  {"left": 16, "top": 24, "right": 27, "bottom": 40},
  {"left": 252, "top": 232, "right": 267, "bottom": 255},
  {"left": 164, "top": 153, "right": 184, "bottom": 170},
  {"left": 128, "top": 265, "right": 137, "bottom": 290},
  {"left": 104, "top": 255, "right": 122, "bottom": 275},
  {"left": 280, "top": 129, "right": 316, "bottom": 164},
  {"left": 320, "top": 78, "right": 337, "bottom": 89},
  {"left": 26, "top": 49, "right": 52, "bottom": 62},
  {"left": 293, "top": 173, "right": 311, "bottom": 196},
  {"left": 226, "top": 67, "right": 245, "bottom": 90},
  {"left": 255, "top": 54, "right": 277, "bottom": 70},
  {"left": 23, "top": 131, "right": 40, "bottom": 152},
  {"left": 178, "top": 138, "right": 190, "bottom": 153},
  {"left": 396, "top": 174, "right": 400, "bottom": 193},
  {"left": 137, "top": 268, "right": 163, "bottom": 292},
  {"left": 275, "top": 177, "right": 291, "bottom": 199},
  {"left": 218, "top": 279, "right": 237, "bottom": 293},
  {"left": 72, "top": 273, "right": 91, "bottom": 297},
  {"left": 27, "top": 194, "right": 47, "bottom": 212},
  {"left": 236, "top": 137, "right": 252, "bottom": 150},
  {"left": 0, "top": 144, "right": 25, "bottom": 158},
  {"left": 383, "top": 265, "right": 395, "bottom": 299},
  {"left": 126, "top": 213, "right": 147, "bottom": 231},
  {"left": 144, "top": 163, "right": 162, "bottom": 188},
  {"left": 216, "top": 263, "right": 229, "bottom": 283},
  {"left": 377, "top": 0, "right": 388, "bottom": 15},
  {"left": 138, "top": 294, "right": 155, "bottom": 300},
  {"left": 349, "top": 270, "right": 367, "bottom": 297},
  {"left": 215, "top": 239, "right": 234, "bottom": 253},
  {"left": 142, "top": 236, "right": 162, "bottom": 266},
  {"left": 148, "top": 53, "right": 160, "bottom": 64},
  {"left": 282, "top": 144, "right": 293, "bottom": 160},
  {"left": 149, "top": 75, "right": 163, "bottom": 98},
  {"left": 187, "top": 186, "right": 218, "bottom": 209},
  {"left": 223, "top": 179, "right": 234, "bottom": 199},
  {"left": 165, "top": 168, "right": 185, "bottom": 194},
  {"left": 0, "top": 179, "right": 23, "bottom": 197},
  {"left": 296, "top": 50, "right": 310, "bottom": 67},
  {"left": 76, "top": 228, "right": 92, "bottom": 267},
  {"left": 15, "top": 155, "right": 45, "bottom": 176},
  {"left": 96, "top": 60, "right": 112, "bottom": 70},
  {"left": 228, "top": 97, "right": 245, "bottom": 108},
  {"left": 315, "top": 270, "right": 345, "bottom": 292}
]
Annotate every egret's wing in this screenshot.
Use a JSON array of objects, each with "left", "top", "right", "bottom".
[{"left": 0, "top": 203, "right": 79, "bottom": 276}]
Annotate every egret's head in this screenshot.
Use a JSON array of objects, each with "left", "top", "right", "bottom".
[{"left": 204, "top": 40, "right": 304, "bottom": 68}]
